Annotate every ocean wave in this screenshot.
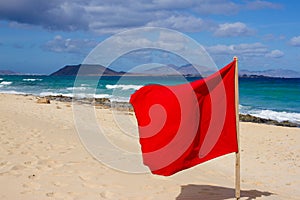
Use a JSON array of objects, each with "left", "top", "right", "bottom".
[
  {"left": 0, "top": 90, "right": 26, "bottom": 95},
  {"left": 106, "top": 84, "right": 143, "bottom": 90},
  {"left": 240, "top": 105, "right": 300, "bottom": 124},
  {"left": 23, "top": 78, "right": 43, "bottom": 81},
  {"left": 40, "top": 92, "right": 74, "bottom": 97},
  {"left": 80, "top": 84, "right": 89, "bottom": 86},
  {"left": 251, "top": 110, "right": 300, "bottom": 124},
  {"left": 66, "top": 86, "right": 90, "bottom": 91},
  {"left": 93, "top": 94, "right": 111, "bottom": 99},
  {"left": 0, "top": 81, "right": 12, "bottom": 85},
  {"left": 40, "top": 92, "right": 111, "bottom": 99},
  {"left": 0, "top": 78, "right": 3, "bottom": 81},
  {"left": 110, "top": 96, "right": 130, "bottom": 102}
]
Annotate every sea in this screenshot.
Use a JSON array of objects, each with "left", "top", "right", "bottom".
[{"left": 0, "top": 75, "right": 299, "bottom": 125}]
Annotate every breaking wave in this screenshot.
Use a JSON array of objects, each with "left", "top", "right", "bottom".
[
  {"left": 23, "top": 78, "right": 43, "bottom": 81},
  {"left": 240, "top": 105, "right": 300, "bottom": 124},
  {"left": 106, "top": 84, "right": 143, "bottom": 90},
  {"left": 0, "top": 81, "right": 12, "bottom": 85}
]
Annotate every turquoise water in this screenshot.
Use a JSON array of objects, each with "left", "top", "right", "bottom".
[
  {"left": 0, "top": 75, "right": 299, "bottom": 124},
  {"left": 238, "top": 78, "right": 300, "bottom": 124},
  {"left": 239, "top": 78, "right": 300, "bottom": 113}
]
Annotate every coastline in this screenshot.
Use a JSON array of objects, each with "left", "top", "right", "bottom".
[
  {"left": 38, "top": 94, "right": 300, "bottom": 127},
  {"left": 1, "top": 75, "right": 299, "bottom": 126},
  {"left": 0, "top": 93, "right": 299, "bottom": 199}
]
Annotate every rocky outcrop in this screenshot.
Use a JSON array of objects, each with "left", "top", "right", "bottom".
[{"left": 239, "top": 114, "right": 298, "bottom": 127}]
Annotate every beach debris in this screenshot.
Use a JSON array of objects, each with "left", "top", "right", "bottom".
[{"left": 37, "top": 97, "right": 50, "bottom": 104}]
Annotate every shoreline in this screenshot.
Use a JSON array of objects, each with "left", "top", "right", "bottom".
[
  {"left": 32, "top": 94, "right": 300, "bottom": 128},
  {"left": 1, "top": 92, "right": 298, "bottom": 127}
]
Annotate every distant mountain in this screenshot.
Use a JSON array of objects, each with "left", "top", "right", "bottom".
[
  {"left": 138, "top": 64, "right": 214, "bottom": 77},
  {"left": 51, "top": 63, "right": 214, "bottom": 77},
  {"left": 52, "top": 64, "right": 300, "bottom": 78},
  {"left": 239, "top": 69, "right": 300, "bottom": 78},
  {"left": 0, "top": 70, "right": 18, "bottom": 75},
  {"left": 140, "top": 64, "right": 181, "bottom": 75},
  {"left": 177, "top": 64, "right": 215, "bottom": 77},
  {"left": 50, "top": 64, "right": 125, "bottom": 76}
]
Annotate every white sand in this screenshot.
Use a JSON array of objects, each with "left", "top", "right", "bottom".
[{"left": 0, "top": 94, "right": 299, "bottom": 199}]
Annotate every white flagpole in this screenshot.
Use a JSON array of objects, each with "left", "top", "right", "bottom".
[{"left": 234, "top": 56, "right": 241, "bottom": 199}]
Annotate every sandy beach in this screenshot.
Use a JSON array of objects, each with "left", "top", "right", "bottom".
[{"left": 0, "top": 93, "right": 299, "bottom": 200}]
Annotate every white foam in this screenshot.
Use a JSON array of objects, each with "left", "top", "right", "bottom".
[
  {"left": 250, "top": 110, "right": 300, "bottom": 124},
  {"left": 23, "top": 78, "right": 42, "bottom": 81},
  {"left": 107, "top": 95, "right": 130, "bottom": 102},
  {"left": 0, "top": 78, "right": 3, "bottom": 81},
  {"left": 40, "top": 92, "right": 74, "bottom": 97},
  {"left": 240, "top": 104, "right": 300, "bottom": 124},
  {"left": 0, "top": 81, "right": 12, "bottom": 85},
  {"left": 94, "top": 94, "right": 111, "bottom": 99},
  {"left": 40, "top": 92, "right": 111, "bottom": 99},
  {"left": 106, "top": 84, "right": 143, "bottom": 90},
  {"left": 0, "top": 90, "right": 26, "bottom": 95},
  {"left": 73, "top": 93, "right": 111, "bottom": 99},
  {"left": 67, "top": 87, "right": 89, "bottom": 91},
  {"left": 80, "top": 84, "right": 89, "bottom": 87}
]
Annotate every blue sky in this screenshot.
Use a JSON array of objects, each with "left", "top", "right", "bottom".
[{"left": 0, "top": 0, "right": 300, "bottom": 74}]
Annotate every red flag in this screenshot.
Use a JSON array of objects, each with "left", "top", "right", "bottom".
[{"left": 130, "top": 60, "right": 238, "bottom": 176}]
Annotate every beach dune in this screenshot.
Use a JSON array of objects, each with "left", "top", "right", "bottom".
[{"left": 0, "top": 94, "right": 299, "bottom": 199}]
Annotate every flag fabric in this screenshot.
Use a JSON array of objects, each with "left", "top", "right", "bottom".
[{"left": 130, "top": 60, "right": 238, "bottom": 176}]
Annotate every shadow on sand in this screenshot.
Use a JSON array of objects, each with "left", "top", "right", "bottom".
[{"left": 176, "top": 184, "right": 273, "bottom": 200}]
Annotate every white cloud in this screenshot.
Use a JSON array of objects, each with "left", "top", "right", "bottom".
[
  {"left": 0, "top": 0, "right": 282, "bottom": 34},
  {"left": 146, "top": 15, "right": 204, "bottom": 32},
  {"left": 246, "top": 0, "right": 282, "bottom": 10},
  {"left": 42, "top": 35, "right": 98, "bottom": 54},
  {"left": 289, "top": 36, "right": 300, "bottom": 46},
  {"left": 265, "top": 50, "right": 284, "bottom": 58},
  {"left": 213, "top": 22, "right": 254, "bottom": 37},
  {"left": 192, "top": 0, "right": 240, "bottom": 15},
  {"left": 207, "top": 43, "right": 271, "bottom": 57},
  {"left": 207, "top": 43, "right": 285, "bottom": 60}
]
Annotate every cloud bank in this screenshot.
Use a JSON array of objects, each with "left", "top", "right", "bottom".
[{"left": 0, "top": 0, "right": 281, "bottom": 34}]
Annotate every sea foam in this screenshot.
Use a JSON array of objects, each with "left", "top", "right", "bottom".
[
  {"left": 40, "top": 92, "right": 74, "bottom": 97},
  {"left": 251, "top": 110, "right": 300, "bottom": 124},
  {"left": 0, "top": 90, "right": 26, "bottom": 95},
  {"left": 106, "top": 84, "right": 143, "bottom": 90},
  {"left": 240, "top": 104, "right": 300, "bottom": 124},
  {"left": 23, "top": 78, "right": 43, "bottom": 81},
  {"left": 39, "top": 91, "right": 111, "bottom": 99},
  {"left": 0, "top": 81, "right": 12, "bottom": 85}
]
